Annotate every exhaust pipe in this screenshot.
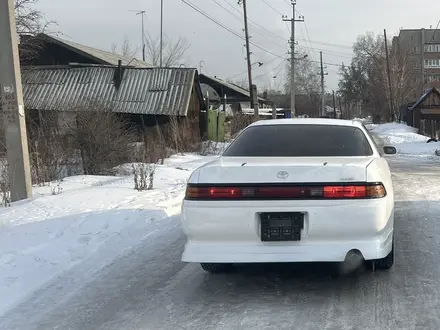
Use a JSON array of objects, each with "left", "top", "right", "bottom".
[{"left": 340, "top": 249, "right": 364, "bottom": 274}]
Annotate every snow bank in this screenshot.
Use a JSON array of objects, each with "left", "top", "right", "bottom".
[
  {"left": 369, "top": 122, "right": 440, "bottom": 157},
  {"left": 0, "top": 154, "right": 211, "bottom": 317}
]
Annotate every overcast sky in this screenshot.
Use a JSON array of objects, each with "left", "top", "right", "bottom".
[{"left": 37, "top": 0, "right": 440, "bottom": 92}]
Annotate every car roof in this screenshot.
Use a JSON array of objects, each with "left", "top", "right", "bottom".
[{"left": 249, "top": 118, "right": 364, "bottom": 128}]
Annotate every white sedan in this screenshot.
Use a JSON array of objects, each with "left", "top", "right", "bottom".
[{"left": 181, "top": 118, "right": 396, "bottom": 273}]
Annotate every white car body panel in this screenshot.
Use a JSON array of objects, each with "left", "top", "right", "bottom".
[{"left": 181, "top": 119, "right": 395, "bottom": 263}]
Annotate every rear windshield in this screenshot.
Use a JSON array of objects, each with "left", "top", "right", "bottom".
[{"left": 223, "top": 124, "right": 373, "bottom": 157}]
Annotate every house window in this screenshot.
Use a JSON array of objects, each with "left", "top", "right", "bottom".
[
  {"left": 425, "top": 74, "right": 440, "bottom": 82},
  {"left": 424, "top": 44, "right": 440, "bottom": 52},
  {"left": 424, "top": 59, "right": 440, "bottom": 68}
]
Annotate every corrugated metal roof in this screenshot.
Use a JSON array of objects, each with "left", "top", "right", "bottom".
[
  {"left": 40, "top": 34, "right": 152, "bottom": 68},
  {"left": 22, "top": 66, "right": 199, "bottom": 116}
]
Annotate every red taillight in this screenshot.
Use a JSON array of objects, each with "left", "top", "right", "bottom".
[
  {"left": 185, "top": 184, "right": 386, "bottom": 200},
  {"left": 186, "top": 187, "right": 243, "bottom": 199},
  {"left": 323, "top": 186, "right": 366, "bottom": 198}
]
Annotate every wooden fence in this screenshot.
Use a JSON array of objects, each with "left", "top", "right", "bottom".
[{"left": 420, "top": 119, "right": 440, "bottom": 139}]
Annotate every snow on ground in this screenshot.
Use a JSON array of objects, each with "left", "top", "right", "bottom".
[
  {"left": 369, "top": 122, "right": 440, "bottom": 157},
  {"left": 0, "top": 153, "right": 218, "bottom": 317}
]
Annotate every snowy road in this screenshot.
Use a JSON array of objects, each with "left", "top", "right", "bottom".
[{"left": 2, "top": 156, "right": 440, "bottom": 330}]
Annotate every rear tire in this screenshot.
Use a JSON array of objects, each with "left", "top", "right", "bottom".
[
  {"left": 200, "top": 263, "right": 233, "bottom": 273},
  {"left": 367, "top": 241, "right": 394, "bottom": 270}
]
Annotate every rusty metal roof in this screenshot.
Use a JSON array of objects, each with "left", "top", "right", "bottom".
[{"left": 22, "top": 66, "right": 201, "bottom": 116}]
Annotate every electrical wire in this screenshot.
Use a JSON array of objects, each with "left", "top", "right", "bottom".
[
  {"left": 182, "top": 0, "right": 244, "bottom": 40},
  {"left": 212, "top": 0, "right": 288, "bottom": 49},
  {"left": 260, "top": 0, "right": 285, "bottom": 16},
  {"left": 298, "top": 46, "right": 353, "bottom": 59},
  {"left": 223, "top": 0, "right": 288, "bottom": 43},
  {"left": 254, "top": 58, "right": 287, "bottom": 80},
  {"left": 227, "top": 56, "right": 284, "bottom": 80},
  {"left": 182, "top": 0, "right": 287, "bottom": 60}
]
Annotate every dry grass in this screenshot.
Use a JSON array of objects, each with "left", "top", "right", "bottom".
[{"left": 0, "top": 161, "right": 11, "bottom": 207}]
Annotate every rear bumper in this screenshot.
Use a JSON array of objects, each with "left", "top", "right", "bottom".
[
  {"left": 181, "top": 198, "right": 394, "bottom": 263},
  {"left": 182, "top": 232, "right": 393, "bottom": 262}
]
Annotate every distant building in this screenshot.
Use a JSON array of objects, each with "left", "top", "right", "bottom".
[
  {"left": 199, "top": 74, "right": 271, "bottom": 112},
  {"left": 406, "top": 87, "right": 440, "bottom": 133},
  {"left": 393, "top": 29, "right": 440, "bottom": 99}
]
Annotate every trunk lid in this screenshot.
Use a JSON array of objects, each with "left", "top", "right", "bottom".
[{"left": 197, "top": 157, "right": 374, "bottom": 184}]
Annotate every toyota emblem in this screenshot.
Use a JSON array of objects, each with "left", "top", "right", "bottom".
[{"left": 277, "top": 171, "right": 289, "bottom": 179}]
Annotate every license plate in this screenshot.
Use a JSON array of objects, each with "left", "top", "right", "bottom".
[{"left": 260, "top": 212, "right": 304, "bottom": 242}]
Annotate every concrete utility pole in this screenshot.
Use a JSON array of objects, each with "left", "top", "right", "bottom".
[
  {"left": 240, "top": 0, "right": 258, "bottom": 121},
  {"left": 338, "top": 96, "right": 343, "bottom": 119},
  {"left": 160, "top": 0, "right": 164, "bottom": 67},
  {"left": 199, "top": 60, "right": 205, "bottom": 74},
  {"left": 384, "top": 29, "right": 394, "bottom": 122},
  {"left": 0, "top": 0, "right": 32, "bottom": 201},
  {"left": 283, "top": 1, "right": 304, "bottom": 118},
  {"left": 319, "top": 51, "right": 328, "bottom": 116}
]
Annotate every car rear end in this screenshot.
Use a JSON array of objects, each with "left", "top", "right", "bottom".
[{"left": 181, "top": 119, "right": 394, "bottom": 265}]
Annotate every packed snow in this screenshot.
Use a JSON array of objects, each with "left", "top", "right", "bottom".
[
  {"left": 369, "top": 122, "right": 440, "bottom": 157},
  {"left": 0, "top": 121, "right": 436, "bottom": 319},
  {"left": 0, "top": 153, "right": 218, "bottom": 317}
]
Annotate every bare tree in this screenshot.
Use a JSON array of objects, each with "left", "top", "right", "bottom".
[
  {"left": 284, "top": 50, "right": 321, "bottom": 116},
  {"left": 110, "top": 35, "right": 138, "bottom": 58},
  {"left": 339, "top": 32, "right": 417, "bottom": 122},
  {"left": 390, "top": 43, "right": 419, "bottom": 118},
  {"left": 144, "top": 34, "right": 190, "bottom": 67},
  {"left": 15, "top": 0, "right": 56, "bottom": 61}
]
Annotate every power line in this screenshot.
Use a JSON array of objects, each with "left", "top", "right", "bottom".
[
  {"left": 212, "top": 0, "right": 287, "bottom": 49},
  {"left": 223, "top": 0, "right": 288, "bottom": 43},
  {"left": 302, "top": 21, "right": 317, "bottom": 61},
  {"left": 310, "top": 59, "right": 343, "bottom": 67},
  {"left": 254, "top": 58, "right": 287, "bottom": 80},
  {"left": 227, "top": 55, "right": 283, "bottom": 79},
  {"left": 299, "top": 38, "right": 353, "bottom": 49},
  {"left": 182, "top": 0, "right": 244, "bottom": 40},
  {"left": 260, "top": 0, "right": 285, "bottom": 16},
  {"left": 182, "top": 0, "right": 287, "bottom": 60},
  {"left": 298, "top": 46, "right": 353, "bottom": 59}
]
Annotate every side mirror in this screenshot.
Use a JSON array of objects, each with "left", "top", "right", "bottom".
[{"left": 383, "top": 146, "right": 397, "bottom": 155}]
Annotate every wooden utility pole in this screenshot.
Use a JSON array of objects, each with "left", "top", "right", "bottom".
[
  {"left": 384, "top": 29, "right": 394, "bottom": 121},
  {"left": 0, "top": 0, "right": 32, "bottom": 201},
  {"left": 282, "top": 1, "right": 304, "bottom": 118},
  {"left": 240, "top": 0, "right": 258, "bottom": 120},
  {"left": 332, "top": 90, "right": 337, "bottom": 119}
]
